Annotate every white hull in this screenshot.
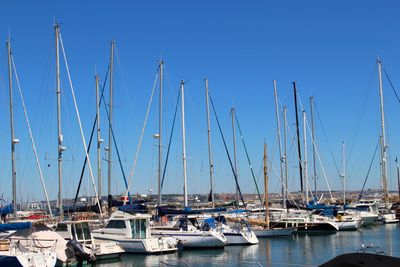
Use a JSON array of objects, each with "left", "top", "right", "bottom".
[
  {"left": 336, "top": 220, "right": 361, "bottom": 230},
  {"left": 92, "top": 235, "right": 177, "bottom": 254},
  {"left": 152, "top": 230, "right": 226, "bottom": 248},
  {"left": 381, "top": 214, "right": 399, "bottom": 224}
]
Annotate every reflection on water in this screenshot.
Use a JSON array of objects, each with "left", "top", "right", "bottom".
[{"left": 95, "top": 224, "right": 400, "bottom": 266}]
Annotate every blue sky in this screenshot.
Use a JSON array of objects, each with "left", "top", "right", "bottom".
[{"left": 0, "top": 1, "right": 400, "bottom": 202}]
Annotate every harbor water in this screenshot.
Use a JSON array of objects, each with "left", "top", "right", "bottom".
[{"left": 95, "top": 223, "right": 400, "bottom": 266}]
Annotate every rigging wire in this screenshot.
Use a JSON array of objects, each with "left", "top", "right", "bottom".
[
  {"left": 383, "top": 67, "right": 400, "bottom": 104},
  {"left": 59, "top": 32, "right": 103, "bottom": 217},
  {"left": 297, "top": 94, "right": 333, "bottom": 199},
  {"left": 11, "top": 53, "right": 53, "bottom": 218},
  {"left": 123, "top": 70, "right": 159, "bottom": 202},
  {"left": 359, "top": 139, "right": 380, "bottom": 200},
  {"left": 73, "top": 68, "right": 109, "bottom": 208},
  {"left": 233, "top": 112, "right": 263, "bottom": 205},
  {"left": 161, "top": 88, "right": 181, "bottom": 189},
  {"left": 209, "top": 93, "right": 246, "bottom": 207}
]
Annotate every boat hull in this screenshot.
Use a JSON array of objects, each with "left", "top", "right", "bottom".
[
  {"left": 152, "top": 231, "right": 226, "bottom": 248},
  {"left": 93, "top": 236, "right": 177, "bottom": 254}
]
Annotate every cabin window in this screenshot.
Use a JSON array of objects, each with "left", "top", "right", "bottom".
[
  {"left": 71, "top": 223, "right": 91, "bottom": 242},
  {"left": 106, "top": 220, "right": 126, "bottom": 229},
  {"left": 130, "top": 219, "right": 146, "bottom": 239},
  {"left": 55, "top": 223, "right": 68, "bottom": 232}
]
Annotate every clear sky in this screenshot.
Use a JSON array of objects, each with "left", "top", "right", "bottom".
[{"left": 0, "top": 1, "right": 400, "bottom": 203}]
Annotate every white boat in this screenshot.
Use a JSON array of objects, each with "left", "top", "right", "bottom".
[
  {"left": 92, "top": 211, "right": 177, "bottom": 254},
  {"left": 0, "top": 222, "right": 81, "bottom": 266},
  {"left": 379, "top": 210, "right": 399, "bottom": 224},
  {"left": 55, "top": 219, "right": 124, "bottom": 260},
  {"left": 335, "top": 217, "right": 362, "bottom": 230},
  {"left": 0, "top": 237, "right": 57, "bottom": 267},
  {"left": 203, "top": 215, "right": 258, "bottom": 245},
  {"left": 151, "top": 216, "right": 227, "bottom": 248}
]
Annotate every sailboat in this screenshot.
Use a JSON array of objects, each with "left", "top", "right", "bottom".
[
  {"left": 249, "top": 142, "right": 294, "bottom": 237},
  {"left": 151, "top": 80, "right": 227, "bottom": 248}
]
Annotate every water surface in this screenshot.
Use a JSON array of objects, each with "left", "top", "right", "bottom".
[{"left": 96, "top": 224, "right": 400, "bottom": 266}]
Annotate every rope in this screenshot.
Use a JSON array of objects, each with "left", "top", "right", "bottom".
[
  {"left": 73, "top": 68, "right": 108, "bottom": 209},
  {"left": 359, "top": 139, "right": 380, "bottom": 200},
  {"left": 297, "top": 94, "right": 334, "bottom": 199},
  {"left": 383, "top": 67, "right": 400, "bottom": 104},
  {"left": 123, "top": 70, "right": 159, "bottom": 203},
  {"left": 11, "top": 54, "right": 53, "bottom": 219},
  {"left": 59, "top": 32, "right": 103, "bottom": 218},
  {"left": 161, "top": 88, "right": 181, "bottom": 189},
  {"left": 233, "top": 113, "right": 263, "bottom": 206},
  {"left": 208, "top": 93, "right": 246, "bottom": 207}
]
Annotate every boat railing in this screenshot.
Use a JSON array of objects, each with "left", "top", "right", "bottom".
[{"left": 9, "top": 237, "right": 58, "bottom": 253}]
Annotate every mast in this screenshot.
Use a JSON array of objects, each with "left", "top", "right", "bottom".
[
  {"left": 396, "top": 158, "right": 400, "bottom": 200},
  {"left": 7, "top": 40, "right": 18, "bottom": 213},
  {"left": 263, "top": 142, "right": 269, "bottom": 228},
  {"left": 341, "top": 141, "right": 346, "bottom": 205},
  {"left": 377, "top": 59, "right": 389, "bottom": 204},
  {"left": 158, "top": 61, "right": 163, "bottom": 207},
  {"left": 310, "top": 96, "right": 317, "bottom": 199},
  {"left": 283, "top": 106, "right": 288, "bottom": 207},
  {"left": 205, "top": 78, "right": 215, "bottom": 207},
  {"left": 55, "top": 24, "right": 64, "bottom": 220},
  {"left": 293, "top": 82, "right": 304, "bottom": 193},
  {"left": 273, "top": 80, "right": 285, "bottom": 207},
  {"left": 107, "top": 41, "right": 115, "bottom": 213},
  {"left": 231, "top": 108, "right": 239, "bottom": 204},
  {"left": 180, "top": 80, "right": 188, "bottom": 208},
  {"left": 302, "top": 111, "right": 308, "bottom": 203},
  {"left": 96, "top": 74, "right": 102, "bottom": 201}
]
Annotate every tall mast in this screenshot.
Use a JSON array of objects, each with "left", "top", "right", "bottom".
[
  {"left": 205, "top": 78, "right": 215, "bottom": 207},
  {"left": 377, "top": 59, "right": 389, "bottom": 204},
  {"left": 341, "top": 141, "right": 346, "bottom": 205},
  {"left": 107, "top": 41, "right": 115, "bottom": 212},
  {"left": 396, "top": 158, "right": 400, "bottom": 200},
  {"left": 273, "top": 80, "right": 285, "bottom": 207},
  {"left": 180, "top": 80, "right": 188, "bottom": 208},
  {"left": 158, "top": 61, "right": 163, "bottom": 207},
  {"left": 231, "top": 108, "right": 239, "bottom": 203},
  {"left": 263, "top": 142, "right": 269, "bottom": 228},
  {"left": 55, "top": 24, "right": 64, "bottom": 220},
  {"left": 7, "top": 40, "right": 18, "bottom": 213},
  {"left": 293, "top": 82, "right": 304, "bottom": 194},
  {"left": 96, "top": 74, "right": 102, "bottom": 200},
  {"left": 310, "top": 96, "right": 317, "bottom": 199},
  {"left": 283, "top": 106, "right": 288, "bottom": 207},
  {"left": 302, "top": 111, "right": 308, "bottom": 203}
]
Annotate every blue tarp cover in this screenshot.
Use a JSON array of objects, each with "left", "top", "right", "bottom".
[{"left": 0, "top": 222, "right": 31, "bottom": 231}]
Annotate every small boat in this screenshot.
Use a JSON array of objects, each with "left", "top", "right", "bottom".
[
  {"left": 55, "top": 219, "right": 124, "bottom": 260},
  {"left": 92, "top": 210, "right": 178, "bottom": 254},
  {"left": 379, "top": 210, "right": 399, "bottom": 224},
  {"left": 204, "top": 215, "right": 258, "bottom": 245}
]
